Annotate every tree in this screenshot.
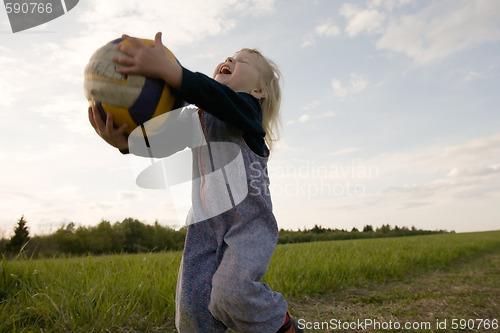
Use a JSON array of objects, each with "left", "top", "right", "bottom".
[
  {"left": 7, "top": 215, "right": 30, "bottom": 253},
  {"left": 363, "top": 225, "right": 374, "bottom": 232}
]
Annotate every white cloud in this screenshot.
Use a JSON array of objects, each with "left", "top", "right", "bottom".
[
  {"left": 464, "top": 70, "right": 484, "bottom": 81},
  {"left": 370, "top": 0, "right": 411, "bottom": 11},
  {"left": 29, "top": 93, "right": 89, "bottom": 134},
  {"left": 298, "top": 114, "right": 310, "bottom": 123},
  {"left": 271, "top": 133, "right": 500, "bottom": 232},
  {"left": 329, "top": 147, "right": 361, "bottom": 157},
  {"left": 331, "top": 79, "right": 347, "bottom": 100},
  {"left": 338, "top": 0, "right": 500, "bottom": 65},
  {"left": 367, "top": 133, "right": 500, "bottom": 202},
  {"left": 236, "top": 0, "right": 276, "bottom": 15},
  {"left": 0, "top": 50, "right": 27, "bottom": 107},
  {"left": 340, "top": 3, "right": 385, "bottom": 37},
  {"left": 382, "top": 163, "right": 500, "bottom": 208},
  {"left": 350, "top": 73, "right": 369, "bottom": 92},
  {"left": 76, "top": 0, "right": 275, "bottom": 50},
  {"left": 331, "top": 73, "right": 369, "bottom": 100},
  {"left": 0, "top": 42, "right": 88, "bottom": 133},
  {"left": 286, "top": 111, "right": 335, "bottom": 125},
  {"left": 118, "top": 191, "right": 145, "bottom": 201},
  {"left": 315, "top": 21, "right": 341, "bottom": 38},
  {"left": 301, "top": 33, "right": 316, "bottom": 48},
  {"left": 301, "top": 20, "right": 341, "bottom": 47},
  {"left": 376, "top": 0, "right": 500, "bottom": 64}
]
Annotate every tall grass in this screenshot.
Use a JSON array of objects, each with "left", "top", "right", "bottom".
[
  {"left": 264, "top": 231, "right": 500, "bottom": 296},
  {"left": 0, "top": 231, "right": 499, "bottom": 331},
  {"left": 0, "top": 253, "right": 181, "bottom": 332}
]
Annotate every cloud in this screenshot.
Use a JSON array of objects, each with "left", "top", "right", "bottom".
[
  {"left": 286, "top": 111, "right": 334, "bottom": 125},
  {"left": 76, "top": 1, "right": 234, "bottom": 49},
  {"left": 0, "top": 41, "right": 89, "bottom": 134},
  {"left": 300, "top": 34, "right": 316, "bottom": 48},
  {"left": 397, "top": 201, "right": 431, "bottom": 210},
  {"left": 301, "top": 20, "right": 341, "bottom": 47},
  {"left": 382, "top": 164, "right": 500, "bottom": 208},
  {"left": 118, "top": 191, "right": 145, "bottom": 201},
  {"left": 331, "top": 73, "right": 369, "bottom": 100},
  {"left": 315, "top": 21, "right": 341, "bottom": 38},
  {"left": 77, "top": 0, "right": 276, "bottom": 50},
  {"left": 0, "top": 49, "right": 28, "bottom": 107},
  {"left": 236, "top": 0, "right": 276, "bottom": 15},
  {"left": 339, "top": 0, "right": 500, "bottom": 65},
  {"left": 275, "top": 133, "right": 500, "bottom": 232},
  {"left": 376, "top": 0, "right": 500, "bottom": 65},
  {"left": 368, "top": 133, "right": 500, "bottom": 203},
  {"left": 464, "top": 70, "right": 484, "bottom": 81},
  {"left": 340, "top": 3, "right": 385, "bottom": 37},
  {"left": 370, "top": 0, "right": 411, "bottom": 11},
  {"left": 29, "top": 93, "right": 89, "bottom": 134},
  {"left": 328, "top": 147, "right": 361, "bottom": 157}
]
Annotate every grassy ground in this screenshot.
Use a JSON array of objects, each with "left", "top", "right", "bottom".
[
  {"left": 287, "top": 251, "right": 500, "bottom": 332},
  {"left": 1, "top": 231, "right": 499, "bottom": 332}
]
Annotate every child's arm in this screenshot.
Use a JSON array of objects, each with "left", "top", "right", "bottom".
[
  {"left": 178, "top": 68, "right": 267, "bottom": 156},
  {"left": 179, "top": 68, "right": 264, "bottom": 136}
]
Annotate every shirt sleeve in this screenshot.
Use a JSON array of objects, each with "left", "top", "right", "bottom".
[{"left": 178, "top": 67, "right": 267, "bottom": 141}]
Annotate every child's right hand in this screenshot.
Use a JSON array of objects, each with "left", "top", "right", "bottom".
[{"left": 88, "top": 105, "right": 129, "bottom": 151}]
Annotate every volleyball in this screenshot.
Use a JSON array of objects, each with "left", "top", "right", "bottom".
[{"left": 84, "top": 37, "right": 183, "bottom": 135}]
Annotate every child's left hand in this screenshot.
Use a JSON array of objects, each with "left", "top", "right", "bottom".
[
  {"left": 113, "top": 32, "right": 182, "bottom": 89},
  {"left": 88, "top": 105, "right": 129, "bottom": 151}
]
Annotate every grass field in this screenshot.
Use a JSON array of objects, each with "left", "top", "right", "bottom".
[{"left": 1, "top": 231, "right": 499, "bottom": 332}]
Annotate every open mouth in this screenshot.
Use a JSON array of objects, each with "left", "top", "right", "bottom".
[{"left": 219, "top": 64, "right": 232, "bottom": 75}]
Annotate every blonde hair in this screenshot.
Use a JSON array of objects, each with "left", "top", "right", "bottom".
[{"left": 240, "top": 48, "right": 282, "bottom": 151}]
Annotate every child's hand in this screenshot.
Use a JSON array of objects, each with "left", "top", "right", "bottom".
[
  {"left": 88, "top": 105, "right": 129, "bottom": 151},
  {"left": 112, "top": 32, "right": 182, "bottom": 90}
]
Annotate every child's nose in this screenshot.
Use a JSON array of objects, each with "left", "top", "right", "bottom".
[{"left": 225, "top": 57, "right": 234, "bottom": 63}]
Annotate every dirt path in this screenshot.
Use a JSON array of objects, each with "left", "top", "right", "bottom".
[{"left": 286, "top": 252, "right": 500, "bottom": 332}]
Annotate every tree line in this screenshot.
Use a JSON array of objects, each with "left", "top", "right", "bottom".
[
  {"left": 278, "top": 224, "right": 452, "bottom": 244},
  {"left": 1, "top": 216, "right": 452, "bottom": 258},
  {"left": 1, "top": 216, "right": 186, "bottom": 258}
]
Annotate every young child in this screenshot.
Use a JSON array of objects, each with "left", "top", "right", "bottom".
[{"left": 89, "top": 32, "right": 302, "bottom": 333}]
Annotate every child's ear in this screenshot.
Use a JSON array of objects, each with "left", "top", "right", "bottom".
[{"left": 251, "top": 88, "right": 267, "bottom": 100}]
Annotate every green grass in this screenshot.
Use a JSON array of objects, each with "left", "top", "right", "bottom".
[
  {"left": 0, "top": 253, "right": 181, "bottom": 332},
  {"left": 1, "top": 231, "right": 499, "bottom": 332},
  {"left": 265, "top": 231, "right": 500, "bottom": 297}
]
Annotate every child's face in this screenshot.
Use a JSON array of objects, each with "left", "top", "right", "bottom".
[{"left": 213, "top": 50, "right": 266, "bottom": 99}]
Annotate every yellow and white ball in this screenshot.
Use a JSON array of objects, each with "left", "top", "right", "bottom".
[{"left": 84, "top": 37, "right": 183, "bottom": 135}]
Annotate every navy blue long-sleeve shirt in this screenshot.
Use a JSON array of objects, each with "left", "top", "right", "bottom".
[
  {"left": 126, "top": 66, "right": 268, "bottom": 158},
  {"left": 178, "top": 67, "right": 268, "bottom": 157}
]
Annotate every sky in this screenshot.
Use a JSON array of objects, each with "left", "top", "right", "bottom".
[{"left": 1, "top": 0, "right": 499, "bottom": 237}]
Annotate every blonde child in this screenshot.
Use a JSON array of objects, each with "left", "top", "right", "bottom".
[{"left": 89, "top": 32, "right": 301, "bottom": 333}]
